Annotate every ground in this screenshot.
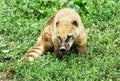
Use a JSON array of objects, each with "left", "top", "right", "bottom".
[{"left": 0, "top": 0, "right": 120, "bottom": 81}]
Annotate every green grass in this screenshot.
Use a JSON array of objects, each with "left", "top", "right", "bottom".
[{"left": 0, "top": 0, "right": 120, "bottom": 81}]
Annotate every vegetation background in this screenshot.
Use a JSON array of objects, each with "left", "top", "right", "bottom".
[{"left": 0, "top": 0, "right": 120, "bottom": 81}]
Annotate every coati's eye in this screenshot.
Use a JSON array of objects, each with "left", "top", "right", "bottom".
[
  {"left": 57, "top": 35, "right": 62, "bottom": 43},
  {"left": 65, "top": 34, "right": 73, "bottom": 42}
]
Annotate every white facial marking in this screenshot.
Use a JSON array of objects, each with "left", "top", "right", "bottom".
[{"left": 68, "top": 33, "right": 72, "bottom": 36}]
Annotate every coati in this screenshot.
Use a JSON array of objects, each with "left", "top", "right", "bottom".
[
  {"left": 6, "top": 8, "right": 87, "bottom": 78},
  {"left": 20, "top": 8, "right": 87, "bottom": 62}
]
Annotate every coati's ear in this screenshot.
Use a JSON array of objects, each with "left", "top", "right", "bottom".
[
  {"left": 71, "top": 20, "right": 78, "bottom": 27},
  {"left": 56, "top": 21, "right": 59, "bottom": 27}
]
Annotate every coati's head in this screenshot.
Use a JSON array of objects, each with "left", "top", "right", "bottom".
[{"left": 55, "top": 20, "right": 79, "bottom": 53}]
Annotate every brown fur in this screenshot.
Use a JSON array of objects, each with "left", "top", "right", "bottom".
[{"left": 20, "top": 8, "right": 87, "bottom": 62}]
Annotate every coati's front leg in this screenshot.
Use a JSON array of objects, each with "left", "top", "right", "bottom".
[
  {"left": 54, "top": 45, "right": 63, "bottom": 59},
  {"left": 76, "top": 33, "right": 87, "bottom": 54},
  {"left": 52, "top": 39, "right": 63, "bottom": 59},
  {"left": 76, "top": 44, "right": 87, "bottom": 54}
]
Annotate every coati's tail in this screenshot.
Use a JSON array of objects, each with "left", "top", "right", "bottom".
[
  {"left": 20, "top": 36, "right": 45, "bottom": 62},
  {"left": 6, "top": 38, "right": 45, "bottom": 78},
  {"left": 20, "top": 25, "right": 53, "bottom": 62},
  {"left": 20, "top": 45, "right": 44, "bottom": 62},
  {"left": 6, "top": 45, "right": 44, "bottom": 78}
]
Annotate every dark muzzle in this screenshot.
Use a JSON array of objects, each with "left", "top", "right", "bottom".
[{"left": 60, "top": 46, "right": 66, "bottom": 53}]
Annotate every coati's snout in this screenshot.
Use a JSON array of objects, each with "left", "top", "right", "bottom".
[
  {"left": 60, "top": 42, "right": 69, "bottom": 53},
  {"left": 57, "top": 34, "right": 74, "bottom": 53}
]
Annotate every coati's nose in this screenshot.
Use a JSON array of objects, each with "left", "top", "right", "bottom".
[{"left": 60, "top": 47, "right": 66, "bottom": 53}]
